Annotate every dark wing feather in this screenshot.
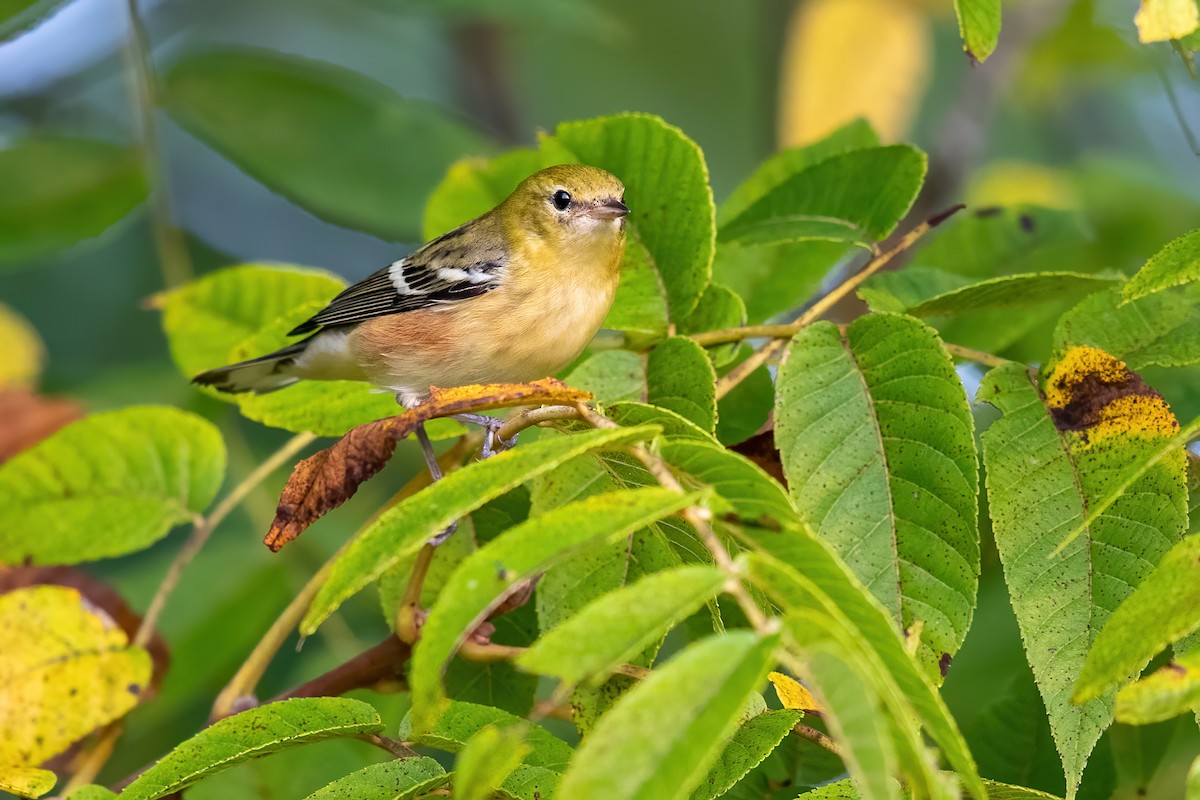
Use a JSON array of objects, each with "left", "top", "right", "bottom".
[{"left": 287, "top": 224, "right": 508, "bottom": 336}]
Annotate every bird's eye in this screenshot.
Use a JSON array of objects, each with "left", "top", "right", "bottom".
[{"left": 551, "top": 189, "right": 572, "bottom": 211}]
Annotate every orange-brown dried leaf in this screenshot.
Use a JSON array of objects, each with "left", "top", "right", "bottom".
[
  {"left": 0, "top": 389, "right": 83, "bottom": 462},
  {"left": 264, "top": 380, "right": 592, "bottom": 551}
]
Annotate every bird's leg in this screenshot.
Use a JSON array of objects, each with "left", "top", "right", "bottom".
[
  {"left": 452, "top": 413, "right": 518, "bottom": 458},
  {"left": 415, "top": 423, "right": 458, "bottom": 545}
]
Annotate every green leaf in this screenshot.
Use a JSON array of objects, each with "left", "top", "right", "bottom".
[
  {"left": 680, "top": 282, "right": 747, "bottom": 367},
  {"left": 1190, "top": 753, "right": 1200, "bottom": 800},
  {"left": 749, "top": 557, "right": 947, "bottom": 800},
  {"left": 718, "top": 119, "right": 881, "bottom": 227},
  {"left": 536, "top": 524, "right": 678, "bottom": 664},
  {"left": 160, "top": 264, "right": 344, "bottom": 378},
  {"left": 774, "top": 313, "right": 979, "bottom": 680},
  {"left": 64, "top": 786, "right": 117, "bottom": 800},
  {"left": 398, "top": 701, "right": 572, "bottom": 771},
  {"left": 1113, "top": 651, "right": 1200, "bottom": 725},
  {"left": 607, "top": 401, "right": 714, "bottom": 441},
  {"left": 658, "top": 439, "right": 795, "bottom": 525},
  {"left": 978, "top": 362, "right": 1187, "bottom": 794},
  {"left": 165, "top": 48, "right": 490, "bottom": 241},
  {"left": 733, "top": 541, "right": 983, "bottom": 799},
  {"left": 556, "top": 631, "right": 779, "bottom": 800},
  {"left": 518, "top": 564, "right": 726, "bottom": 685},
  {"left": 954, "top": 0, "right": 1001, "bottom": 61},
  {"left": 714, "top": 356, "right": 774, "bottom": 446},
  {"left": 564, "top": 350, "right": 646, "bottom": 404},
  {"left": 1122, "top": 228, "right": 1200, "bottom": 302},
  {"left": 711, "top": 120, "right": 877, "bottom": 320},
  {"left": 120, "top": 698, "right": 384, "bottom": 800},
  {"left": 409, "top": 487, "right": 699, "bottom": 731},
  {"left": 801, "top": 779, "right": 1065, "bottom": 799},
  {"left": 455, "top": 725, "right": 530, "bottom": 800},
  {"left": 718, "top": 147, "right": 926, "bottom": 248},
  {"left": 606, "top": 237, "right": 672, "bottom": 338},
  {"left": 688, "top": 709, "right": 803, "bottom": 800},
  {"left": 300, "top": 758, "right": 449, "bottom": 800},
  {"left": 0, "top": 765, "right": 55, "bottom": 798},
  {"left": 1075, "top": 535, "right": 1200, "bottom": 702},
  {"left": 0, "top": 138, "right": 145, "bottom": 266},
  {"left": 554, "top": 113, "right": 715, "bottom": 320},
  {"left": 0, "top": 406, "right": 225, "bottom": 564},
  {"left": 303, "top": 425, "right": 660, "bottom": 634},
  {"left": 158, "top": 263, "right": 406, "bottom": 436},
  {"left": 647, "top": 336, "right": 718, "bottom": 434},
  {"left": 500, "top": 765, "right": 560, "bottom": 800},
  {"left": 789, "top": 625, "right": 900, "bottom": 800},
  {"left": 1054, "top": 284, "right": 1200, "bottom": 370},
  {"left": 860, "top": 269, "right": 1121, "bottom": 317}
]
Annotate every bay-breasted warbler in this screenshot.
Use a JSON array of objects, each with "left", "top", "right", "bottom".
[{"left": 193, "top": 165, "right": 629, "bottom": 409}]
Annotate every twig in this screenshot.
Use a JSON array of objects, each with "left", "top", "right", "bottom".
[
  {"left": 942, "top": 342, "right": 1009, "bottom": 368},
  {"left": 395, "top": 544, "right": 436, "bottom": 644},
  {"left": 137, "top": 433, "right": 316, "bottom": 648},
  {"left": 121, "top": 0, "right": 192, "bottom": 289},
  {"left": 713, "top": 206, "right": 964, "bottom": 401},
  {"left": 212, "top": 436, "right": 478, "bottom": 720},
  {"left": 496, "top": 405, "right": 582, "bottom": 442},
  {"left": 358, "top": 733, "right": 420, "bottom": 759},
  {"left": 270, "top": 637, "right": 411, "bottom": 702},
  {"left": 792, "top": 722, "right": 841, "bottom": 756}
]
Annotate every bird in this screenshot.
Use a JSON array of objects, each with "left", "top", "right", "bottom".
[
  {"left": 193, "top": 164, "right": 629, "bottom": 474},
  {"left": 194, "top": 164, "right": 627, "bottom": 402}
]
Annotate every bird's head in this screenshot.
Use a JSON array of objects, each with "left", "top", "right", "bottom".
[{"left": 502, "top": 164, "right": 629, "bottom": 252}]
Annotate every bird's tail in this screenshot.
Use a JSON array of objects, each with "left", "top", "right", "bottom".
[{"left": 192, "top": 338, "right": 312, "bottom": 394}]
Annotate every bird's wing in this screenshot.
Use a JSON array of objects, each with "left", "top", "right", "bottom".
[{"left": 288, "top": 225, "right": 509, "bottom": 335}]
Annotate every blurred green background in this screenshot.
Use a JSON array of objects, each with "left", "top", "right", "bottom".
[{"left": 2, "top": 0, "right": 1200, "bottom": 796}]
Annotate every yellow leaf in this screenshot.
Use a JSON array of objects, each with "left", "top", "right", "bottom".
[
  {"left": 768, "top": 671, "right": 822, "bottom": 713},
  {"left": 0, "top": 765, "right": 56, "bottom": 798},
  {"left": 967, "top": 161, "right": 1078, "bottom": 210},
  {"left": 0, "top": 305, "right": 43, "bottom": 390},
  {"left": 777, "top": 0, "right": 930, "bottom": 146},
  {"left": 1135, "top": 0, "right": 1200, "bottom": 43},
  {"left": 0, "top": 585, "right": 151, "bottom": 766}
]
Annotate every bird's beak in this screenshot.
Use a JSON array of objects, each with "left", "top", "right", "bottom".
[{"left": 588, "top": 198, "right": 630, "bottom": 220}]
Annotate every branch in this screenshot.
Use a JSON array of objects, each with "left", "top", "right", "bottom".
[
  {"left": 271, "top": 637, "right": 411, "bottom": 702},
  {"left": 712, "top": 206, "right": 964, "bottom": 401}
]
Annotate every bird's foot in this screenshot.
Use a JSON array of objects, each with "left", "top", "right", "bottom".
[{"left": 452, "top": 413, "right": 518, "bottom": 458}]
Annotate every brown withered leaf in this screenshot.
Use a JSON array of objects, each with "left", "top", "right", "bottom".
[
  {"left": 264, "top": 379, "right": 592, "bottom": 552},
  {"left": 0, "top": 389, "right": 83, "bottom": 462}
]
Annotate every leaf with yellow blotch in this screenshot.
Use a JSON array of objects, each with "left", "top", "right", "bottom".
[
  {"left": 1134, "top": 0, "right": 1200, "bottom": 42},
  {"left": 0, "top": 585, "right": 151, "bottom": 766},
  {"left": 777, "top": 0, "right": 930, "bottom": 147},
  {"left": 266, "top": 379, "right": 592, "bottom": 551},
  {"left": 768, "top": 671, "right": 822, "bottom": 713},
  {"left": 0, "top": 765, "right": 55, "bottom": 798},
  {"left": 1114, "top": 651, "right": 1200, "bottom": 724},
  {"left": 0, "top": 305, "right": 42, "bottom": 389}
]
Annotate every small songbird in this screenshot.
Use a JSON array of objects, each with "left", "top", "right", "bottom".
[{"left": 193, "top": 165, "right": 629, "bottom": 409}]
